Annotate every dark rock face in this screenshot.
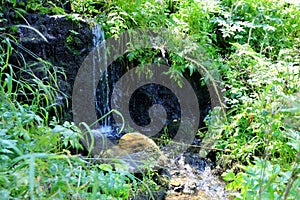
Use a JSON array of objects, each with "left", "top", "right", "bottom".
[
  {"left": 95, "top": 56, "right": 211, "bottom": 140},
  {"left": 11, "top": 13, "right": 104, "bottom": 120}
]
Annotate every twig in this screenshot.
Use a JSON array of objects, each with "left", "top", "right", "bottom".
[{"left": 282, "top": 150, "right": 300, "bottom": 200}]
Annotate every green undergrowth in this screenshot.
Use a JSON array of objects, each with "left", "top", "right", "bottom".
[
  {"left": 217, "top": 43, "right": 300, "bottom": 199},
  {"left": 1, "top": 0, "right": 300, "bottom": 199},
  {"left": 0, "top": 93, "right": 158, "bottom": 199}
]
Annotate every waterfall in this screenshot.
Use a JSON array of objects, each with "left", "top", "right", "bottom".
[
  {"left": 92, "top": 24, "right": 104, "bottom": 47},
  {"left": 91, "top": 23, "right": 120, "bottom": 141}
]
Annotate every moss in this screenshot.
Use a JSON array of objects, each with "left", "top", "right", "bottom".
[{"left": 103, "top": 132, "right": 167, "bottom": 173}]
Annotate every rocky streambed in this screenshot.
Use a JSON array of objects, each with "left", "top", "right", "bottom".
[
  {"left": 162, "top": 146, "right": 228, "bottom": 200},
  {"left": 96, "top": 130, "right": 229, "bottom": 200},
  {"left": 93, "top": 129, "right": 229, "bottom": 200}
]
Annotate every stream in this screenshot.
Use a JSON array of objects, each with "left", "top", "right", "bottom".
[{"left": 162, "top": 146, "right": 228, "bottom": 200}]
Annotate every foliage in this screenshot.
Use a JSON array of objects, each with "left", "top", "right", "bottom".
[
  {"left": 223, "top": 155, "right": 300, "bottom": 200},
  {"left": 215, "top": 42, "right": 300, "bottom": 199},
  {"left": 1, "top": 0, "right": 300, "bottom": 199},
  {"left": 0, "top": 92, "right": 148, "bottom": 199},
  {"left": 217, "top": 0, "right": 300, "bottom": 57},
  {"left": 209, "top": 1, "right": 300, "bottom": 198},
  {"left": 2, "top": 0, "right": 67, "bottom": 14}
]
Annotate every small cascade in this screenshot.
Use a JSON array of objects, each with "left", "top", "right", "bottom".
[
  {"left": 92, "top": 24, "right": 112, "bottom": 126},
  {"left": 92, "top": 24, "right": 104, "bottom": 47},
  {"left": 104, "top": 66, "right": 111, "bottom": 126}
]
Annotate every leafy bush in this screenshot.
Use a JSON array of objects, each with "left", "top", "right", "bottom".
[{"left": 216, "top": 0, "right": 300, "bottom": 57}]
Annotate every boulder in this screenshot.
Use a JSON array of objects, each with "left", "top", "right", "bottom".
[{"left": 102, "top": 132, "right": 167, "bottom": 173}]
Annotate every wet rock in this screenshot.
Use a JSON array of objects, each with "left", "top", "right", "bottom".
[
  {"left": 184, "top": 152, "right": 210, "bottom": 171},
  {"left": 166, "top": 191, "right": 210, "bottom": 200},
  {"left": 103, "top": 132, "right": 167, "bottom": 173},
  {"left": 10, "top": 13, "right": 104, "bottom": 120},
  {"left": 131, "top": 190, "right": 166, "bottom": 200}
]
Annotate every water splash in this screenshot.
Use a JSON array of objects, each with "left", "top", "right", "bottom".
[{"left": 92, "top": 24, "right": 104, "bottom": 47}]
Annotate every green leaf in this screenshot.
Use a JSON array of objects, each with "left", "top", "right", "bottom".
[
  {"left": 99, "top": 163, "right": 113, "bottom": 172},
  {"left": 222, "top": 170, "right": 235, "bottom": 182}
]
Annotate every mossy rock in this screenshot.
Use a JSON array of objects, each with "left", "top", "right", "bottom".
[{"left": 103, "top": 132, "right": 167, "bottom": 173}]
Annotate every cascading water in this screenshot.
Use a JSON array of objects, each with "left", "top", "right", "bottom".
[
  {"left": 92, "top": 24, "right": 104, "bottom": 47},
  {"left": 92, "top": 24, "right": 119, "bottom": 142}
]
